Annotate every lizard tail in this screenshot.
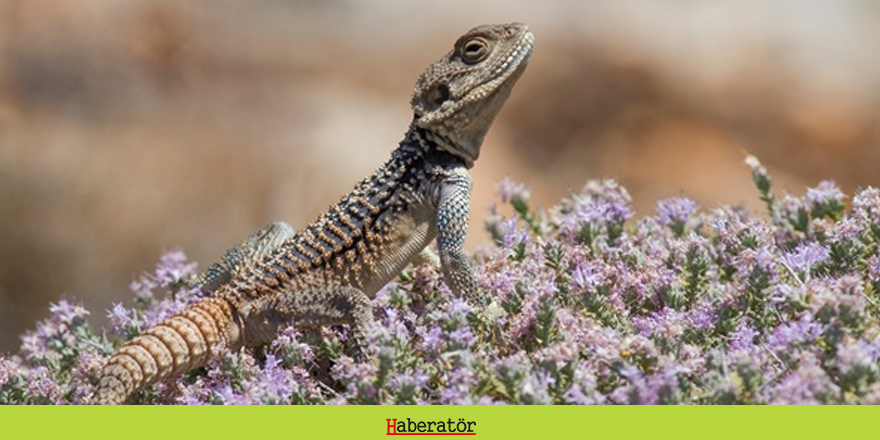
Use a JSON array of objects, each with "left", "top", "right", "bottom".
[{"left": 94, "top": 296, "right": 241, "bottom": 404}]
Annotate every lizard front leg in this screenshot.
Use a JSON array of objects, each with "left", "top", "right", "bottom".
[{"left": 436, "top": 167, "right": 479, "bottom": 299}]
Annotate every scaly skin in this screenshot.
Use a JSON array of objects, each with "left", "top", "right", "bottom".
[{"left": 94, "top": 22, "right": 533, "bottom": 404}]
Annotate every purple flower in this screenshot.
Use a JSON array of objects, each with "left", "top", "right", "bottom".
[
  {"left": 217, "top": 385, "right": 245, "bottom": 405},
  {"left": 509, "top": 271, "right": 558, "bottom": 343},
  {"left": 271, "top": 326, "right": 314, "bottom": 365},
  {"left": 19, "top": 299, "right": 93, "bottom": 366},
  {"left": 709, "top": 207, "right": 774, "bottom": 267},
  {"left": 829, "top": 217, "right": 861, "bottom": 243},
  {"left": 570, "top": 259, "right": 603, "bottom": 293},
  {"left": 632, "top": 307, "right": 686, "bottom": 340},
  {"left": 767, "top": 314, "right": 823, "bottom": 351},
  {"left": 809, "top": 275, "right": 867, "bottom": 327},
  {"left": 0, "top": 358, "right": 20, "bottom": 388},
  {"left": 519, "top": 370, "right": 555, "bottom": 404},
  {"left": 416, "top": 325, "right": 444, "bottom": 353},
  {"left": 862, "top": 382, "right": 880, "bottom": 404},
  {"left": 439, "top": 355, "right": 479, "bottom": 404},
  {"left": 154, "top": 249, "right": 199, "bottom": 286},
  {"left": 245, "top": 353, "right": 297, "bottom": 404},
  {"left": 447, "top": 326, "right": 476, "bottom": 348},
  {"left": 128, "top": 277, "right": 159, "bottom": 302},
  {"left": 729, "top": 319, "right": 759, "bottom": 352},
  {"left": 610, "top": 363, "right": 682, "bottom": 405},
  {"left": 388, "top": 368, "right": 430, "bottom": 404},
  {"left": 498, "top": 216, "right": 529, "bottom": 253},
  {"left": 655, "top": 197, "right": 699, "bottom": 234},
  {"left": 49, "top": 300, "right": 90, "bottom": 324},
  {"left": 553, "top": 180, "right": 633, "bottom": 246},
  {"left": 851, "top": 187, "right": 880, "bottom": 225},
  {"left": 128, "top": 249, "right": 200, "bottom": 305},
  {"left": 733, "top": 246, "right": 776, "bottom": 277},
  {"left": 497, "top": 178, "right": 531, "bottom": 204},
  {"left": 332, "top": 355, "right": 380, "bottom": 402},
  {"left": 782, "top": 242, "right": 830, "bottom": 276},
  {"left": 563, "top": 384, "right": 593, "bottom": 405},
  {"left": 371, "top": 307, "right": 411, "bottom": 352},
  {"left": 482, "top": 261, "right": 520, "bottom": 303},
  {"left": 766, "top": 354, "right": 839, "bottom": 404},
  {"left": 24, "top": 366, "right": 65, "bottom": 404},
  {"left": 869, "top": 251, "right": 880, "bottom": 283},
  {"left": 447, "top": 297, "right": 474, "bottom": 319},
  {"left": 536, "top": 341, "right": 578, "bottom": 369},
  {"left": 689, "top": 302, "right": 717, "bottom": 330},
  {"left": 106, "top": 302, "right": 139, "bottom": 336},
  {"left": 804, "top": 180, "right": 845, "bottom": 215},
  {"left": 768, "top": 283, "right": 805, "bottom": 306},
  {"left": 835, "top": 338, "right": 880, "bottom": 389},
  {"left": 562, "top": 366, "right": 606, "bottom": 404}
]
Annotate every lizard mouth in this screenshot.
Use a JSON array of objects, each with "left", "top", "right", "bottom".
[{"left": 489, "top": 31, "right": 534, "bottom": 82}]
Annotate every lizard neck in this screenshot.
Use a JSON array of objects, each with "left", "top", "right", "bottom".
[{"left": 398, "top": 117, "right": 474, "bottom": 169}]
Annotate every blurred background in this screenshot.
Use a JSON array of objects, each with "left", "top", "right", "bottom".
[{"left": 1, "top": 0, "right": 879, "bottom": 352}]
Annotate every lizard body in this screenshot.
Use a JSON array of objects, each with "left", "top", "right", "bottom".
[{"left": 94, "top": 22, "right": 533, "bottom": 404}]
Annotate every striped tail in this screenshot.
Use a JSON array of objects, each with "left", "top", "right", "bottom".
[{"left": 94, "top": 296, "right": 241, "bottom": 404}]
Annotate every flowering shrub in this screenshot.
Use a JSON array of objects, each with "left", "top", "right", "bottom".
[{"left": 2, "top": 156, "right": 880, "bottom": 404}]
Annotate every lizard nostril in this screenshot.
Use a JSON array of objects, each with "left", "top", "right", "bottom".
[{"left": 430, "top": 84, "right": 451, "bottom": 107}]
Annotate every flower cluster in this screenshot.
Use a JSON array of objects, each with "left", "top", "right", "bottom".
[{"left": 3, "top": 157, "right": 880, "bottom": 404}]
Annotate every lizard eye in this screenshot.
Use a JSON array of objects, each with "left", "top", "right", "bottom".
[
  {"left": 428, "top": 84, "right": 450, "bottom": 107},
  {"left": 461, "top": 37, "right": 490, "bottom": 64}
]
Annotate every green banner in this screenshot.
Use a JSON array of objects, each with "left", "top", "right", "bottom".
[{"left": 1, "top": 406, "right": 873, "bottom": 440}]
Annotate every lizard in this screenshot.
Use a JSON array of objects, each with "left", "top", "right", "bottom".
[{"left": 94, "top": 22, "right": 534, "bottom": 404}]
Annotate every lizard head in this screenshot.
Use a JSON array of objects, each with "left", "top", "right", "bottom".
[{"left": 411, "top": 23, "right": 534, "bottom": 168}]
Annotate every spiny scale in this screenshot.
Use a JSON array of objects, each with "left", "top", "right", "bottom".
[{"left": 94, "top": 23, "right": 533, "bottom": 404}]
